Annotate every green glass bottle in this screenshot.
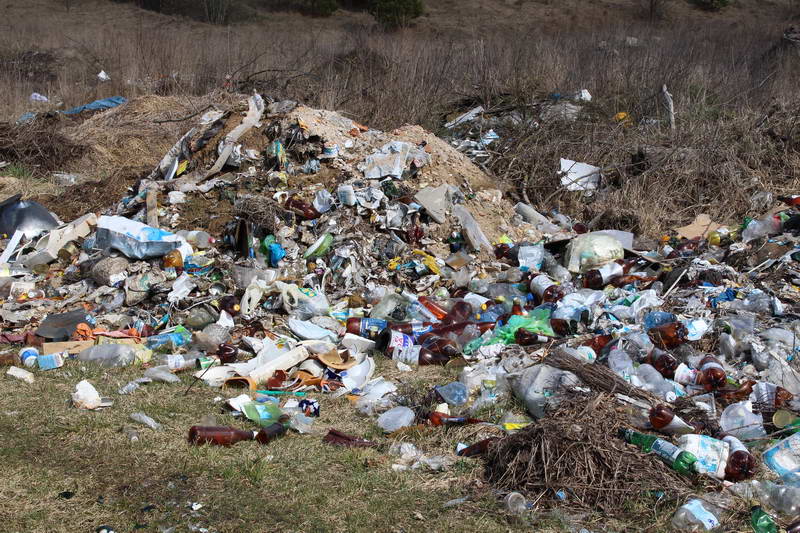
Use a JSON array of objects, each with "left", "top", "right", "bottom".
[
  {"left": 618, "top": 428, "right": 698, "bottom": 476},
  {"left": 750, "top": 506, "right": 778, "bottom": 533}
]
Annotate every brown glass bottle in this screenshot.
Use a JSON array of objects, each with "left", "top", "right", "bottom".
[
  {"left": 696, "top": 355, "right": 727, "bottom": 391},
  {"left": 255, "top": 419, "right": 289, "bottom": 444},
  {"left": 721, "top": 436, "right": 755, "bottom": 482},
  {"left": 583, "top": 334, "right": 613, "bottom": 354},
  {"left": 550, "top": 318, "right": 577, "bottom": 337},
  {"left": 346, "top": 317, "right": 392, "bottom": 340},
  {"left": 515, "top": 328, "right": 551, "bottom": 346},
  {"left": 417, "top": 333, "right": 461, "bottom": 359},
  {"left": 441, "top": 300, "right": 474, "bottom": 325},
  {"left": 609, "top": 275, "right": 658, "bottom": 288},
  {"left": 645, "top": 349, "right": 680, "bottom": 380},
  {"left": 649, "top": 405, "right": 702, "bottom": 434},
  {"left": 284, "top": 196, "right": 320, "bottom": 220},
  {"left": 428, "top": 412, "right": 484, "bottom": 426},
  {"left": 648, "top": 322, "right": 689, "bottom": 350},
  {"left": 583, "top": 259, "right": 640, "bottom": 290},
  {"left": 216, "top": 343, "right": 238, "bottom": 364},
  {"left": 188, "top": 426, "right": 256, "bottom": 446},
  {"left": 530, "top": 274, "right": 567, "bottom": 303},
  {"left": 389, "top": 343, "right": 450, "bottom": 366},
  {"left": 429, "top": 321, "right": 495, "bottom": 337},
  {"left": 219, "top": 295, "right": 241, "bottom": 316},
  {"left": 457, "top": 437, "right": 500, "bottom": 457}
]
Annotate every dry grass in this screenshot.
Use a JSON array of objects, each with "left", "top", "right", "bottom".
[
  {"left": 1, "top": 1, "right": 799, "bottom": 237},
  {"left": 0, "top": 354, "right": 559, "bottom": 533}
]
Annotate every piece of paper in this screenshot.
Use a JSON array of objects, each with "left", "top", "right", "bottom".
[{"left": 676, "top": 214, "right": 722, "bottom": 240}]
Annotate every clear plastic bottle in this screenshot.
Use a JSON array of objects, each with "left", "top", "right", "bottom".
[
  {"left": 177, "top": 230, "right": 215, "bottom": 249},
  {"left": 370, "top": 289, "right": 409, "bottom": 322},
  {"left": 671, "top": 499, "right": 722, "bottom": 531},
  {"left": 76, "top": 345, "right": 137, "bottom": 368},
  {"left": 750, "top": 480, "right": 800, "bottom": 517}
]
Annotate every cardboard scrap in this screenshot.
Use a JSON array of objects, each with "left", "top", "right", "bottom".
[{"left": 676, "top": 214, "right": 722, "bottom": 240}]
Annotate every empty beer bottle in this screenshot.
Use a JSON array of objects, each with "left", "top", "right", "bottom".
[
  {"left": 645, "top": 349, "right": 680, "bottom": 380},
  {"left": 457, "top": 437, "right": 499, "bottom": 457},
  {"left": 649, "top": 405, "right": 703, "bottom": 435},
  {"left": 284, "top": 196, "right": 320, "bottom": 220},
  {"left": 417, "top": 332, "right": 461, "bottom": 359},
  {"left": 441, "top": 300, "right": 474, "bottom": 325},
  {"left": 428, "top": 412, "right": 484, "bottom": 426},
  {"left": 346, "top": 317, "right": 389, "bottom": 340},
  {"left": 583, "top": 259, "right": 641, "bottom": 290},
  {"left": 188, "top": 426, "right": 256, "bottom": 446},
  {"left": 722, "top": 435, "right": 756, "bottom": 482},
  {"left": 648, "top": 322, "right": 689, "bottom": 350},
  {"left": 515, "top": 328, "right": 552, "bottom": 346},
  {"left": 618, "top": 428, "right": 697, "bottom": 475},
  {"left": 695, "top": 355, "right": 727, "bottom": 391},
  {"left": 255, "top": 418, "right": 289, "bottom": 444},
  {"left": 530, "top": 274, "right": 568, "bottom": 303}
]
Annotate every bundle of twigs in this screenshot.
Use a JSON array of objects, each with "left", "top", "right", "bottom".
[
  {"left": 0, "top": 118, "right": 85, "bottom": 175},
  {"left": 485, "top": 392, "right": 695, "bottom": 515}
]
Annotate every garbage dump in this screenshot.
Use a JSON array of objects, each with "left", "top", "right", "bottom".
[{"left": 3, "top": 91, "right": 800, "bottom": 531}]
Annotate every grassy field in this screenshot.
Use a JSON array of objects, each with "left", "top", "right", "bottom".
[{"left": 0, "top": 355, "right": 588, "bottom": 533}]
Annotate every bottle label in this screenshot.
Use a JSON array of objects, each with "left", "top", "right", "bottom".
[
  {"left": 679, "top": 434, "right": 727, "bottom": 478},
  {"left": 408, "top": 321, "right": 433, "bottom": 339},
  {"left": 392, "top": 345, "right": 421, "bottom": 365},
  {"left": 682, "top": 499, "right": 719, "bottom": 530},
  {"left": 386, "top": 330, "right": 414, "bottom": 351},
  {"left": 722, "top": 436, "right": 748, "bottom": 455},
  {"left": 530, "top": 275, "right": 555, "bottom": 297},
  {"left": 598, "top": 262, "right": 624, "bottom": 284},
  {"left": 661, "top": 415, "right": 694, "bottom": 435},
  {"left": 359, "top": 318, "right": 387, "bottom": 339},
  {"left": 166, "top": 353, "right": 186, "bottom": 371},
  {"left": 652, "top": 438, "right": 682, "bottom": 463},
  {"left": 699, "top": 361, "right": 724, "bottom": 373}
]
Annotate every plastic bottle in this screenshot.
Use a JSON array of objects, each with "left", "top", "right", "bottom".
[
  {"left": 649, "top": 405, "right": 701, "bottom": 435},
  {"left": 722, "top": 436, "right": 756, "bottom": 482},
  {"left": 163, "top": 249, "right": 183, "bottom": 271},
  {"left": 583, "top": 259, "right": 641, "bottom": 289},
  {"left": 456, "top": 437, "right": 499, "bottom": 457},
  {"left": 750, "top": 506, "right": 778, "bottom": 533},
  {"left": 635, "top": 365, "right": 678, "bottom": 402},
  {"left": 427, "top": 412, "right": 484, "bottom": 426},
  {"left": 418, "top": 296, "right": 449, "bottom": 320},
  {"left": 694, "top": 355, "right": 727, "bottom": 391},
  {"left": 345, "top": 317, "right": 389, "bottom": 340},
  {"left": 418, "top": 332, "right": 461, "bottom": 359},
  {"left": 441, "top": 300, "right": 474, "bottom": 325},
  {"left": 177, "top": 230, "right": 215, "bottom": 249},
  {"left": 76, "top": 345, "right": 137, "bottom": 368},
  {"left": 648, "top": 322, "right": 689, "bottom": 350},
  {"left": 750, "top": 480, "right": 800, "bottom": 517},
  {"left": 530, "top": 274, "right": 568, "bottom": 303},
  {"left": 130, "top": 412, "right": 162, "bottom": 430},
  {"left": 284, "top": 195, "right": 320, "bottom": 220},
  {"left": 645, "top": 349, "right": 680, "bottom": 380},
  {"left": 618, "top": 428, "right": 697, "bottom": 475},
  {"left": 188, "top": 426, "right": 257, "bottom": 446},
  {"left": 742, "top": 215, "right": 783, "bottom": 243},
  {"left": 542, "top": 250, "right": 572, "bottom": 283},
  {"left": 370, "top": 289, "right": 410, "bottom": 322},
  {"left": 671, "top": 499, "right": 722, "bottom": 531}
]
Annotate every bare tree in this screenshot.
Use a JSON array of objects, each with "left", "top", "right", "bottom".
[{"left": 203, "top": 0, "right": 233, "bottom": 25}]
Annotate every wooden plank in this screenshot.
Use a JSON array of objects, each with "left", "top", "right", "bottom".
[{"left": 146, "top": 187, "right": 159, "bottom": 228}]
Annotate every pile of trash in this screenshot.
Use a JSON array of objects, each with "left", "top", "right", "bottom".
[{"left": 3, "top": 91, "right": 800, "bottom": 530}]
